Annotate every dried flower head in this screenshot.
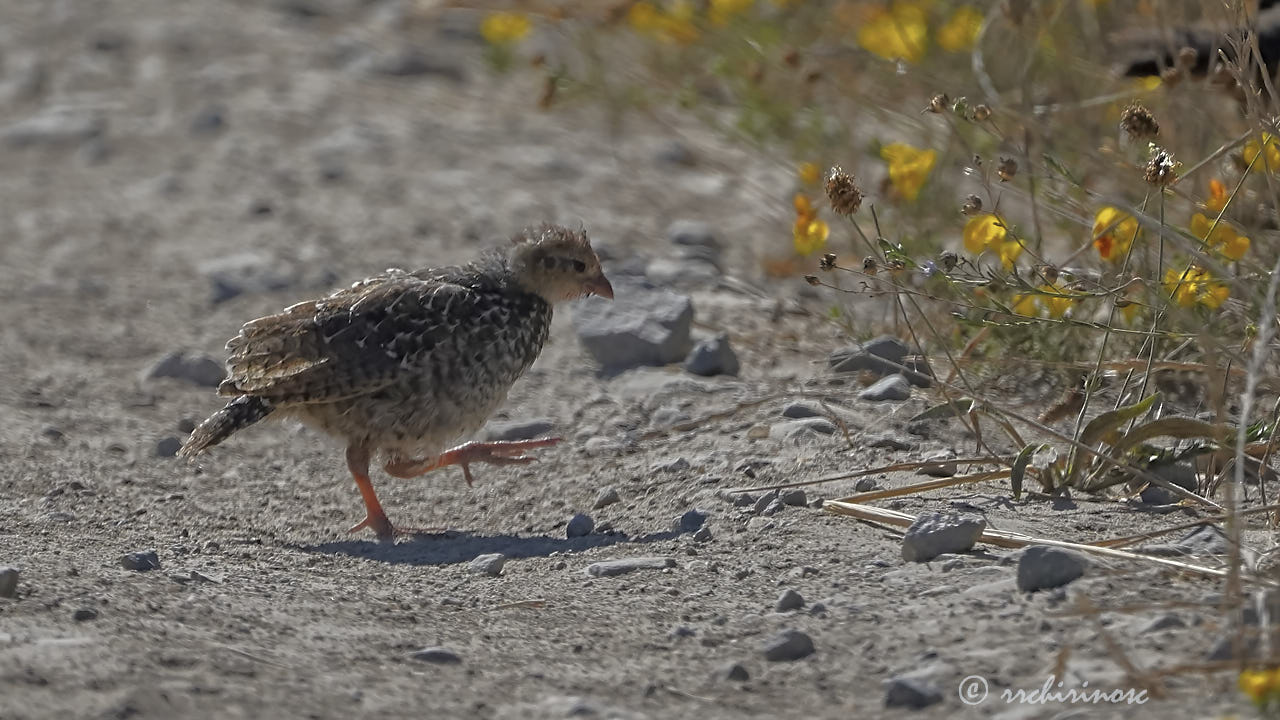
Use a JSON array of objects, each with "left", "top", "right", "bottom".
[
  {"left": 1038, "top": 265, "right": 1059, "bottom": 284},
  {"left": 961, "top": 194, "right": 983, "bottom": 215},
  {"left": 926, "top": 93, "right": 949, "bottom": 114},
  {"left": 939, "top": 250, "right": 958, "bottom": 271},
  {"left": 997, "top": 157, "right": 1017, "bottom": 182},
  {"left": 1160, "top": 67, "right": 1182, "bottom": 87},
  {"left": 1120, "top": 102, "right": 1160, "bottom": 141},
  {"left": 824, "top": 165, "right": 864, "bottom": 215},
  {"left": 803, "top": 274, "right": 820, "bottom": 286},
  {"left": 1144, "top": 146, "right": 1178, "bottom": 187},
  {"left": 862, "top": 256, "right": 878, "bottom": 275},
  {"left": 973, "top": 104, "right": 991, "bottom": 121},
  {"left": 819, "top": 252, "right": 837, "bottom": 270},
  {"left": 1177, "top": 46, "right": 1198, "bottom": 69}
]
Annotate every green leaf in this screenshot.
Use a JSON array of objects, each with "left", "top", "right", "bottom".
[
  {"left": 1010, "top": 443, "right": 1036, "bottom": 500},
  {"left": 910, "top": 398, "right": 975, "bottom": 422},
  {"left": 1109, "top": 417, "right": 1235, "bottom": 457},
  {"left": 1079, "top": 394, "right": 1158, "bottom": 447}
]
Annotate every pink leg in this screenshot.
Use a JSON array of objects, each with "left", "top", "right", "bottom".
[{"left": 383, "top": 438, "right": 562, "bottom": 486}]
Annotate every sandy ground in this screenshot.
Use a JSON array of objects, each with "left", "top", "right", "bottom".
[{"left": 0, "top": 2, "right": 1270, "bottom": 718}]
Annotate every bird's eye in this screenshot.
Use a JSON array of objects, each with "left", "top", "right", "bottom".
[
  {"left": 542, "top": 256, "right": 556, "bottom": 270},
  {"left": 572, "top": 260, "right": 586, "bottom": 273}
]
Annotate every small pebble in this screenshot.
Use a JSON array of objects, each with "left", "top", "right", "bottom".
[
  {"left": 762, "top": 629, "right": 815, "bottom": 661},
  {"left": 781, "top": 402, "right": 822, "bottom": 419},
  {"left": 669, "top": 625, "right": 696, "bottom": 638},
  {"left": 592, "top": 488, "right": 621, "bottom": 509},
  {"left": 761, "top": 500, "right": 784, "bottom": 517},
  {"left": 779, "top": 489, "right": 807, "bottom": 506},
  {"left": 467, "top": 553, "right": 506, "bottom": 577},
  {"left": 1016, "top": 546, "right": 1087, "bottom": 592},
  {"left": 870, "top": 435, "right": 914, "bottom": 451},
  {"left": 721, "top": 662, "right": 750, "bottom": 682},
  {"left": 652, "top": 457, "right": 691, "bottom": 474},
  {"left": 566, "top": 513, "right": 595, "bottom": 538},
  {"left": 693, "top": 526, "right": 713, "bottom": 543},
  {"left": 859, "top": 374, "right": 912, "bottom": 402},
  {"left": 775, "top": 588, "right": 805, "bottom": 612},
  {"left": 584, "top": 557, "right": 676, "bottom": 577},
  {"left": 751, "top": 491, "right": 778, "bottom": 515},
  {"left": 120, "top": 550, "right": 161, "bottom": 572},
  {"left": 410, "top": 647, "right": 462, "bottom": 664},
  {"left": 0, "top": 567, "right": 19, "bottom": 598},
  {"left": 72, "top": 608, "right": 98, "bottom": 622},
  {"left": 854, "top": 477, "right": 879, "bottom": 493},
  {"left": 884, "top": 676, "right": 943, "bottom": 709},
  {"left": 155, "top": 436, "right": 183, "bottom": 457},
  {"left": 676, "top": 509, "right": 708, "bottom": 533},
  {"left": 901, "top": 513, "right": 985, "bottom": 562}
]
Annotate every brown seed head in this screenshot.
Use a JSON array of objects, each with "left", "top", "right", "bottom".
[
  {"left": 862, "top": 256, "right": 878, "bottom": 275},
  {"left": 961, "top": 194, "right": 983, "bottom": 216},
  {"left": 824, "top": 166, "right": 864, "bottom": 216},
  {"left": 1177, "top": 46, "right": 1198, "bottom": 70},
  {"left": 939, "top": 250, "right": 958, "bottom": 272},
  {"left": 1120, "top": 102, "right": 1160, "bottom": 141},
  {"left": 927, "top": 93, "right": 949, "bottom": 114},
  {"left": 997, "top": 157, "right": 1017, "bottom": 182},
  {"left": 803, "top": 274, "right": 820, "bottom": 286},
  {"left": 819, "top": 252, "right": 837, "bottom": 271},
  {"left": 1144, "top": 146, "right": 1178, "bottom": 187},
  {"left": 973, "top": 104, "right": 991, "bottom": 121}
]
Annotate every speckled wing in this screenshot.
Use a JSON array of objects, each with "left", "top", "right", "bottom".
[{"left": 218, "top": 272, "right": 478, "bottom": 405}]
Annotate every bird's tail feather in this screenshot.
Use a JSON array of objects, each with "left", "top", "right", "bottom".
[{"left": 179, "top": 396, "right": 275, "bottom": 458}]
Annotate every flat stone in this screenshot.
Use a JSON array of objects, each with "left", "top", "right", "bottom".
[
  {"left": 197, "top": 252, "right": 303, "bottom": 305},
  {"left": 651, "top": 457, "right": 691, "bottom": 473},
  {"left": 141, "top": 351, "right": 225, "bottom": 387},
  {"left": 883, "top": 676, "right": 943, "bottom": 709},
  {"left": 762, "top": 629, "right": 814, "bottom": 661},
  {"left": 771, "top": 418, "right": 837, "bottom": 442},
  {"left": 566, "top": 513, "right": 595, "bottom": 538},
  {"left": 120, "top": 550, "right": 161, "bottom": 572},
  {"left": 466, "top": 553, "right": 506, "bottom": 577},
  {"left": 481, "top": 418, "right": 555, "bottom": 442},
  {"left": 154, "top": 436, "right": 182, "bottom": 457},
  {"left": 1016, "top": 545, "right": 1088, "bottom": 592},
  {"left": 829, "top": 336, "right": 908, "bottom": 376},
  {"left": 0, "top": 567, "right": 18, "bottom": 598},
  {"left": 781, "top": 402, "right": 823, "bottom": 419},
  {"left": 410, "top": 646, "right": 462, "bottom": 664},
  {"left": 72, "top": 608, "right": 99, "bottom": 622},
  {"left": 2, "top": 107, "right": 104, "bottom": 148},
  {"left": 901, "top": 513, "right": 985, "bottom": 562},
  {"left": 684, "top": 334, "right": 739, "bottom": 376},
  {"left": 779, "top": 489, "right": 807, "bottom": 507},
  {"left": 1142, "top": 524, "right": 1230, "bottom": 556},
  {"left": 859, "top": 374, "right": 912, "bottom": 402},
  {"left": 584, "top": 557, "right": 676, "bottom": 577},
  {"left": 676, "top": 509, "right": 708, "bottom": 533},
  {"left": 917, "top": 451, "right": 958, "bottom": 477},
  {"left": 572, "top": 280, "right": 694, "bottom": 373}
]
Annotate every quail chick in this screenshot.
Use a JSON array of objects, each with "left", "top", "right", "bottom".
[{"left": 180, "top": 224, "right": 613, "bottom": 541}]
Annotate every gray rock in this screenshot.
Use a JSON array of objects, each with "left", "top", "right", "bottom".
[
  {"left": 902, "top": 356, "right": 935, "bottom": 387},
  {"left": 1143, "top": 524, "right": 1229, "bottom": 556},
  {"left": 676, "top": 509, "right": 708, "bottom": 533},
  {"left": 646, "top": 257, "right": 719, "bottom": 289},
  {"left": 732, "top": 492, "right": 756, "bottom": 507},
  {"left": 692, "top": 526, "right": 713, "bottom": 543},
  {"left": 901, "top": 513, "right": 986, "bottom": 562},
  {"left": 869, "top": 436, "right": 914, "bottom": 451},
  {"left": 720, "top": 662, "right": 750, "bottom": 682},
  {"left": 779, "top": 489, "right": 807, "bottom": 507},
  {"left": 917, "top": 451, "right": 959, "bottom": 478},
  {"left": 198, "top": 252, "right": 302, "bottom": 304},
  {"left": 668, "top": 625, "right": 696, "bottom": 638},
  {"left": 583, "top": 436, "right": 625, "bottom": 456},
  {"left": 566, "top": 513, "right": 595, "bottom": 538},
  {"left": 666, "top": 219, "right": 720, "bottom": 253},
  {"left": 467, "top": 553, "right": 506, "bottom": 577},
  {"left": 649, "top": 406, "right": 691, "bottom": 429},
  {"left": 73, "top": 608, "right": 98, "bottom": 622},
  {"left": 1017, "top": 545, "right": 1088, "bottom": 592},
  {"left": 883, "top": 676, "right": 943, "bottom": 709},
  {"left": 771, "top": 418, "right": 838, "bottom": 442},
  {"left": 120, "top": 550, "right": 161, "bottom": 572},
  {"left": 652, "top": 457, "right": 691, "bottom": 473},
  {"left": 775, "top": 589, "right": 805, "bottom": 612},
  {"left": 572, "top": 281, "right": 694, "bottom": 372},
  {"left": 781, "top": 402, "right": 822, "bottom": 419},
  {"left": 761, "top": 500, "right": 784, "bottom": 516},
  {"left": 481, "top": 418, "right": 555, "bottom": 442},
  {"left": 762, "top": 629, "right": 815, "bottom": 661},
  {"left": 1138, "top": 462, "right": 1198, "bottom": 505},
  {"left": 368, "top": 49, "right": 465, "bottom": 81},
  {"left": 1140, "top": 613, "right": 1186, "bottom": 633},
  {"left": 829, "top": 336, "right": 908, "bottom": 376},
  {"left": 593, "top": 487, "right": 621, "bottom": 509},
  {"left": 584, "top": 557, "right": 676, "bottom": 577},
  {"left": 2, "top": 107, "right": 104, "bottom": 148},
  {"left": 752, "top": 490, "right": 779, "bottom": 515},
  {"left": 854, "top": 478, "right": 879, "bottom": 493},
  {"left": 155, "top": 436, "right": 182, "bottom": 458},
  {"left": 656, "top": 141, "right": 697, "bottom": 168},
  {"left": 684, "top": 334, "right": 739, "bottom": 377},
  {"left": 0, "top": 567, "right": 18, "bottom": 598},
  {"left": 859, "top": 374, "right": 912, "bottom": 402},
  {"left": 410, "top": 646, "right": 462, "bottom": 664},
  {"left": 142, "top": 351, "right": 225, "bottom": 387}
]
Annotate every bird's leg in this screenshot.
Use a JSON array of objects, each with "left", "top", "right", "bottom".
[
  {"left": 344, "top": 445, "right": 396, "bottom": 543},
  {"left": 383, "top": 437, "right": 562, "bottom": 486}
]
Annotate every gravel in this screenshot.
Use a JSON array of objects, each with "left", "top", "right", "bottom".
[
  {"left": 1016, "top": 545, "right": 1088, "bottom": 592},
  {"left": 761, "top": 629, "right": 815, "bottom": 661},
  {"left": 901, "top": 513, "right": 986, "bottom": 562},
  {"left": 584, "top": 557, "right": 677, "bottom": 577}
]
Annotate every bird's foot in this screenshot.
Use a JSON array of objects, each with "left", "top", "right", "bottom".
[
  {"left": 348, "top": 511, "right": 396, "bottom": 543},
  {"left": 442, "top": 437, "right": 563, "bottom": 486}
]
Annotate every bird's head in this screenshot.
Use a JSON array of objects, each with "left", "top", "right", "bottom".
[{"left": 508, "top": 224, "right": 614, "bottom": 303}]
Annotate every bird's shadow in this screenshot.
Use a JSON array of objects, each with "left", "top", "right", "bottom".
[{"left": 295, "top": 529, "right": 681, "bottom": 566}]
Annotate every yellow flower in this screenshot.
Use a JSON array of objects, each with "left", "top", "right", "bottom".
[
  {"left": 881, "top": 142, "right": 936, "bottom": 202},
  {"left": 1164, "top": 266, "right": 1229, "bottom": 309},
  {"left": 1244, "top": 133, "right": 1280, "bottom": 172},
  {"left": 792, "top": 193, "right": 828, "bottom": 255},
  {"left": 1013, "top": 283, "right": 1075, "bottom": 318},
  {"left": 710, "top": 0, "right": 754, "bottom": 25},
  {"left": 1190, "top": 213, "right": 1250, "bottom": 261},
  {"left": 937, "top": 6, "right": 983, "bottom": 52},
  {"left": 1204, "top": 178, "right": 1229, "bottom": 213},
  {"left": 962, "top": 214, "right": 1022, "bottom": 269},
  {"left": 628, "top": 0, "right": 698, "bottom": 43},
  {"left": 857, "top": 1, "right": 928, "bottom": 64},
  {"left": 1239, "top": 668, "right": 1280, "bottom": 706},
  {"left": 797, "top": 161, "right": 822, "bottom": 186},
  {"left": 1092, "top": 207, "right": 1139, "bottom": 262},
  {"left": 480, "top": 11, "right": 532, "bottom": 46}
]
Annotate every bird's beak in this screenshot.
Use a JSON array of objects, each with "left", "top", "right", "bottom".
[{"left": 586, "top": 274, "right": 614, "bottom": 300}]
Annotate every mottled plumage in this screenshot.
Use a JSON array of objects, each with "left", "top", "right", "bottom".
[{"left": 181, "top": 224, "right": 613, "bottom": 541}]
